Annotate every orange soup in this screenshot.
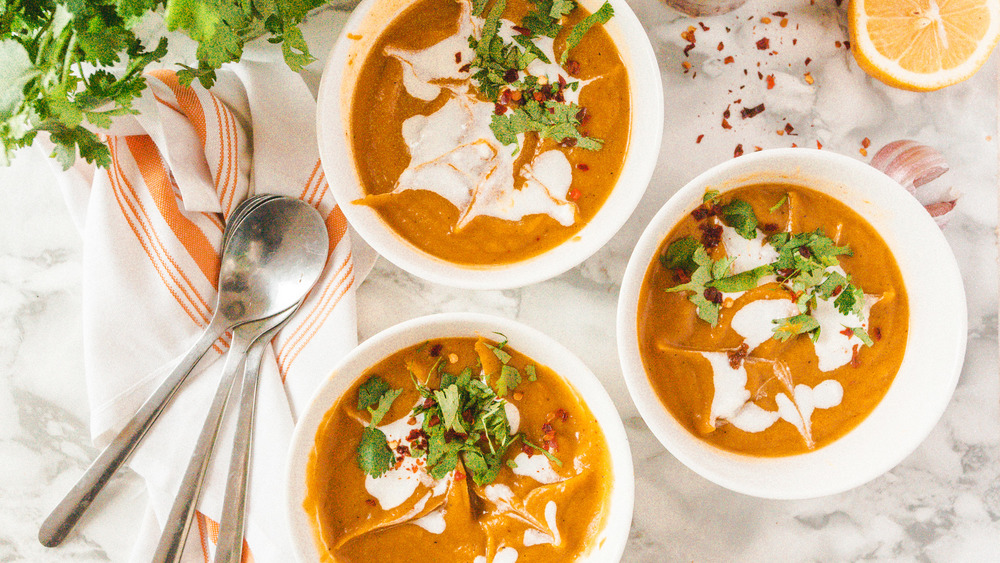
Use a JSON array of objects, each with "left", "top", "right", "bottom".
[
  {"left": 637, "top": 184, "right": 908, "bottom": 456},
  {"left": 350, "top": 0, "right": 630, "bottom": 264},
  {"left": 304, "top": 336, "right": 612, "bottom": 561}
]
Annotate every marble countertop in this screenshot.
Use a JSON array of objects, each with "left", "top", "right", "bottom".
[{"left": 1, "top": 0, "right": 998, "bottom": 561}]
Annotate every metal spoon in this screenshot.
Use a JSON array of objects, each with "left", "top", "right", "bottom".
[
  {"left": 39, "top": 196, "right": 329, "bottom": 547},
  {"left": 213, "top": 297, "right": 302, "bottom": 563},
  {"left": 152, "top": 302, "right": 303, "bottom": 563}
]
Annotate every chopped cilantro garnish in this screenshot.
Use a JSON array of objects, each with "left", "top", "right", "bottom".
[
  {"left": 357, "top": 376, "right": 391, "bottom": 410},
  {"left": 710, "top": 264, "right": 772, "bottom": 293},
  {"left": 490, "top": 100, "right": 603, "bottom": 150},
  {"left": 486, "top": 342, "right": 512, "bottom": 364},
  {"left": 355, "top": 386, "right": 403, "bottom": 478},
  {"left": 498, "top": 364, "right": 522, "bottom": 396},
  {"left": 703, "top": 189, "right": 721, "bottom": 203},
  {"left": 560, "top": 1, "right": 614, "bottom": 64},
  {"left": 660, "top": 236, "right": 700, "bottom": 272},
  {"left": 720, "top": 198, "right": 759, "bottom": 240},
  {"left": 851, "top": 326, "right": 874, "bottom": 346},
  {"left": 526, "top": 364, "right": 538, "bottom": 382},
  {"left": 769, "top": 194, "right": 788, "bottom": 212},
  {"left": 772, "top": 314, "right": 821, "bottom": 342},
  {"left": 665, "top": 246, "right": 734, "bottom": 325}
]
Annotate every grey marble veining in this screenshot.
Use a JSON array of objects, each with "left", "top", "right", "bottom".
[{"left": 1, "top": 0, "right": 998, "bottom": 561}]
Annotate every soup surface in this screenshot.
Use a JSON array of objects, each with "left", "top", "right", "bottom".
[
  {"left": 637, "top": 184, "right": 909, "bottom": 456},
  {"left": 304, "top": 336, "right": 612, "bottom": 562},
  {"left": 350, "top": 0, "right": 630, "bottom": 264}
]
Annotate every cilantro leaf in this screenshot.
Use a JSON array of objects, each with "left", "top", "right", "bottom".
[
  {"left": 472, "top": 0, "right": 490, "bottom": 16},
  {"left": 834, "top": 283, "right": 865, "bottom": 317},
  {"left": 720, "top": 198, "right": 759, "bottom": 240},
  {"left": 560, "top": 1, "right": 614, "bottom": 64},
  {"left": 550, "top": 0, "right": 577, "bottom": 18},
  {"left": 523, "top": 0, "right": 563, "bottom": 38},
  {"left": 498, "top": 364, "right": 521, "bottom": 396},
  {"left": 526, "top": 364, "right": 537, "bottom": 382},
  {"left": 434, "top": 385, "right": 465, "bottom": 433},
  {"left": 357, "top": 426, "right": 395, "bottom": 478},
  {"left": 357, "top": 376, "right": 391, "bottom": 410},
  {"left": 772, "top": 314, "right": 821, "bottom": 341},
  {"left": 703, "top": 189, "right": 720, "bottom": 203},
  {"left": 486, "top": 343, "right": 512, "bottom": 364},
  {"left": 490, "top": 100, "right": 603, "bottom": 150},
  {"left": 368, "top": 388, "right": 403, "bottom": 427},
  {"left": 659, "top": 236, "right": 699, "bottom": 272},
  {"left": 709, "top": 264, "right": 773, "bottom": 292},
  {"left": 851, "top": 326, "right": 874, "bottom": 347},
  {"left": 816, "top": 271, "right": 849, "bottom": 300}
]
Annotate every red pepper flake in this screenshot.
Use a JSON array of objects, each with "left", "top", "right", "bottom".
[
  {"left": 423, "top": 398, "right": 435, "bottom": 408},
  {"left": 559, "top": 137, "right": 578, "bottom": 148},
  {"left": 696, "top": 134, "right": 705, "bottom": 143},
  {"left": 455, "top": 52, "right": 462, "bottom": 63},
  {"left": 567, "top": 188, "right": 581, "bottom": 201},
  {"left": 755, "top": 146, "right": 763, "bottom": 151},
  {"left": 459, "top": 63, "right": 472, "bottom": 73},
  {"left": 804, "top": 72, "right": 814, "bottom": 85},
  {"left": 840, "top": 327, "right": 854, "bottom": 337},
  {"left": 541, "top": 422, "right": 554, "bottom": 434},
  {"left": 777, "top": 130, "right": 784, "bottom": 136},
  {"left": 835, "top": 41, "right": 842, "bottom": 48},
  {"left": 792, "top": 38, "right": 798, "bottom": 45},
  {"left": 513, "top": 391, "right": 524, "bottom": 400},
  {"left": 762, "top": 222, "right": 778, "bottom": 233},
  {"left": 860, "top": 147, "right": 868, "bottom": 156},
  {"left": 766, "top": 74, "right": 776, "bottom": 89},
  {"left": 681, "top": 26, "right": 697, "bottom": 43},
  {"left": 699, "top": 22, "right": 710, "bottom": 31},
  {"left": 805, "top": 57, "right": 812, "bottom": 66},
  {"left": 741, "top": 103, "right": 765, "bottom": 119},
  {"left": 780, "top": 18, "right": 789, "bottom": 27},
  {"left": 455, "top": 470, "right": 466, "bottom": 481},
  {"left": 532, "top": 91, "right": 545, "bottom": 102},
  {"left": 850, "top": 344, "right": 861, "bottom": 368},
  {"left": 365, "top": 498, "right": 377, "bottom": 507},
  {"left": 703, "top": 286, "right": 723, "bottom": 305},
  {"left": 565, "top": 60, "right": 581, "bottom": 75},
  {"left": 723, "top": 106, "right": 731, "bottom": 119},
  {"left": 784, "top": 123, "right": 795, "bottom": 134},
  {"left": 512, "top": 25, "right": 531, "bottom": 35},
  {"left": 761, "top": 16, "right": 772, "bottom": 24},
  {"left": 734, "top": 144, "right": 744, "bottom": 157},
  {"left": 727, "top": 343, "right": 749, "bottom": 369},
  {"left": 576, "top": 163, "right": 589, "bottom": 171},
  {"left": 721, "top": 118, "right": 732, "bottom": 129},
  {"left": 407, "top": 416, "right": 418, "bottom": 426},
  {"left": 757, "top": 71, "right": 764, "bottom": 80},
  {"left": 699, "top": 222, "right": 723, "bottom": 248},
  {"left": 844, "top": 40, "right": 851, "bottom": 50},
  {"left": 554, "top": 408, "right": 569, "bottom": 422},
  {"left": 576, "top": 106, "right": 590, "bottom": 124},
  {"left": 756, "top": 37, "right": 770, "bottom": 50},
  {"left": 773, "top": 10, "right": 788, "bottom": 16},
  {"left": 494, "top": 103, "right": 506, "bottom": 115},
  {"left": 862, "top": 137, "right": 871, "bottom": 148},
  {"left": 543, "top": 439, "right": 559, "bottom": 452},
  {"left": 682, "top": 61, "right": 692, "bottom": 71},
  {"left": 683, "top": 43, "right": 696, "bottom": 56},
  {"left": 724, "top": 55, "right": 735, "bottom": 64},
  {"left": 816, "top": 140, "right": 823, "bottom": 149},
  {"left": 717, "top": 41, "right": 725, "bottom": 51},
  {"left": 872, "top": 327, "right": 882, "bottom": 341},
  {"left": 674, "top": 268, "right": 691, "bottom": 283},
  {"left": 428, "top": 414, "right": 440, "bottom": 427}
]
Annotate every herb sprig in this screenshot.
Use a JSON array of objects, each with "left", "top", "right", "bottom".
[
  {"left": 662, "top": 194, "right": 873, "bottom": 344},
  {"left": 354, "top": 341, "right": 556, "bottom": 487}
]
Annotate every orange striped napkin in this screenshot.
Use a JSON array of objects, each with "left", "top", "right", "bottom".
[{"left": 51, "top": 58, "right": 373, "bottom": 562}]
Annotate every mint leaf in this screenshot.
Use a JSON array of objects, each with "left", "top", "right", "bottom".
[
  {"left": 721, "top": 198, "right": 758, "bottom": 240},
  {"left": 357, "top": 376, "right": 391, "bottom": 410},
  {"left": 560, "top": 1, "right": 613, "bottom": 64}
]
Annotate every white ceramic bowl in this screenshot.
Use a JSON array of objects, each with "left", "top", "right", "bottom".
[
  {"left": 616, "top": 148, "right": 967, "bottom": 499},
  {"left": 316, "top": 0, "right": 662, "bottom": 289},
  {"left": 287, "top": 313, "right": 634, "bottom": 561}
]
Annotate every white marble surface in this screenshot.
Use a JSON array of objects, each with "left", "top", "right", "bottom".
[{"left": 2, "top": 0, "right": 998, "bottom": 561}]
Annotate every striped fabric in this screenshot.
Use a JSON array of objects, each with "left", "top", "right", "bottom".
[{"left": 55, "top": 59, "right": 367, "bottom": 562}]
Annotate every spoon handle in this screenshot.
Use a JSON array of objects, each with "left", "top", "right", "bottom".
[
  {"left": 38, "top": 323, "right": 225, "bottom": 548},
  {"left": 213, "top": 338, "right": 269, "bottom": 563},
  {"left": 152, "top": 336, "right": 249, "bottom": 563}
]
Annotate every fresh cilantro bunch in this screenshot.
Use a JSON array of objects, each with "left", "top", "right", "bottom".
[
  {"left": 354, "top": 339, "right": 558, "bottom": 487},
  {"left": 1, "top": 0, "right": 323, "bottom": 170},
  {"left": 662, "top": 193, "right": 873, "bottom": 344}
]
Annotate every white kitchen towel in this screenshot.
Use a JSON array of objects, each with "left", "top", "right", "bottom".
[{"left": 51, "top": 54, "right": 373, "bottom": 562}]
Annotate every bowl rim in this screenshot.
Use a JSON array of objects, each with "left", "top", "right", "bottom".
[
  {"left": 315, "top": 0, "right": 663, "bottom": 289},
  {"left": 286, "top": 312, "right": 635, "bottom": 562},
  {"left": 616, "top": 148, "right": 968, "bottom": 499}
]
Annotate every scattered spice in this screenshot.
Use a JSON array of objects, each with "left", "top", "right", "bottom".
[
  {"left": 682, "top": 61, "right": 692, "bottom": 71},
  {"left": 568, "top": 188, "right": 581, "bottom": 201},
  {"left": 430, "top": 343, "right": 443, "bottom": 357},
  {"left": 721, "top": 118, "right": 732, "bottom": 129},
  {"left": 455, "top": 52, "right": 462, "bottom": 63},
  {"left": 816, "top": 140, "right": 823, "bottom": 149},
  {"left": 756, "top": 37, "right": 770, "bottom": 50},
  {"left": 699, "top": 222, "right": 723, "bottom": 248},
  {"left": 766, "top": 74, "right": 775, "bottom": 89},
  {"left": 717, "top": 41, "right": 725, "bottom": 51},
  {"left": 699, "top": 22, "right": 710, "bottom": 31},
  {"left": 804, "top": 72, "right": 814, "bottom": 85},
  {"left": 696, "top": 134, "right": 704, "bottom": 143},
  {"left": 703, "top": 286, "right": 724, "bottom": 305},
  {"left": 734, "top": 143, "right": 744, "bottom": 157},
  {"left": 805, "top": 57, "right": 812, "bottom": 65},
  {"left": 576, "top": 163, "right": 589, "bottom": 171},
  {"left": 727, "top": 343, "right": 750, "bottom": 368},
  {"left": 784, "top": 123, "right": 795, "bottom": 134},
  {"left": 724, "top": 55, "right": 735, "bottom": 64},
  {"left": 761, "top": 16, "right": 772, "bottom": 24},
  {"left": 780, "top": 18, "right": 789, "bottom": 27},
  {"left": 741, "top": 103, "right": 765, "bottom": 119},
  {"left": 862, "top": 137, "right": 871, "bottom": 148}
]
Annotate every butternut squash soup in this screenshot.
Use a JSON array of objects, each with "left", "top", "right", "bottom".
[
  {"left": 304, "top": 336, "right": 612, "bottom": 562},
  {"left": 637, "top": 184, "right": 909, "bottom": 456},
  {"left": 350, "top": 0, "right": 630, "bottom": 264}
]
